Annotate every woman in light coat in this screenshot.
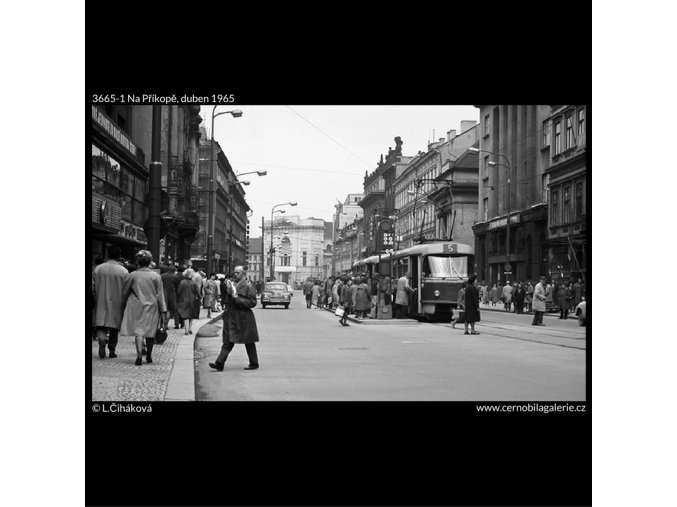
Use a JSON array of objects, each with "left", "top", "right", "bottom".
[{"left": 121, "top": 250, "right": 167, "bottom": 366}]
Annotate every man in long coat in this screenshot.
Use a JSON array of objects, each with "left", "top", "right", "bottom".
[
  {"left": 161, "top": 265, "right": 180, "bottom": 328},
  {"left": 93, "top": 245, "right": 129, "bottom": 358},
  {"left": 394, "top": 272, "right": 413, "bottom": 319},
  {"left": 209, "top": 265, "right": 260, "bottom": 371},
  {"left": 531, "top": 275, "right": 547, "bottom": 326}
]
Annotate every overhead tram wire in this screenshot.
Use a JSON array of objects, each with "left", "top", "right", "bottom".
[{"left": 285, "top": 106, "right": 374, "bottom": 169}]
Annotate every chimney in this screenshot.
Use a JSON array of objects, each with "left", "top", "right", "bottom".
[
  {"left": 460, "top": 120, "right": 477, "bottom": 133},
  {"left": 447, "top": 129, "right": 456, "bottom": 141}
]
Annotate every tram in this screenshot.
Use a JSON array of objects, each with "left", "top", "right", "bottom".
[{"left": 353, "top": 241, "right": 474, "bottom": 321}]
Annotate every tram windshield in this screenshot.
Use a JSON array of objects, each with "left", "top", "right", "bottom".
[{"left": 426, "top": 255, "right": 469, "bottom": 279}]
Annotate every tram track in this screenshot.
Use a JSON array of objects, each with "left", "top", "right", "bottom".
[{"left": 429, "top": 322, "right": 587, "bottom": 350}]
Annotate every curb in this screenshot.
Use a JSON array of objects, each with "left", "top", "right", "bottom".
[
  {"left": 164, "top": 312, "right": 222, "bottom": 402},
  {"left": 321, "top": 306, "right": 419, "bottom": 325}
]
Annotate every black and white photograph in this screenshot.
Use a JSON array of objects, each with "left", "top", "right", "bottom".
[{"left": 90, "top": 104, "right": 588, "bottom": 403}]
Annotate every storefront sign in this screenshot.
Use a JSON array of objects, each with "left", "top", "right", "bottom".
[
  {"left": 443, "top": 243, "right": 458, "bottom": 253},
  {"left": 119, "top": 220, "right": 146, "bottom": 244},
  {"left": 91, "top": 106, "right": 138, "bottom": 157},
  {"left": 489, "top": 215, "right": 520, "bottom": 230}
]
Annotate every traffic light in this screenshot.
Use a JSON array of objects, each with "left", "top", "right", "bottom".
[{"left": 377, "top": 218, "right": 394, "bottom": 252}]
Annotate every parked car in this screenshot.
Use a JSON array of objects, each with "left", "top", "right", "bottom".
[
  {"left": 575, "top": 298, "right": 587, "bottom": 326},
  {"left": 261, "top": 282, "right": 292, "bottom": 309}
]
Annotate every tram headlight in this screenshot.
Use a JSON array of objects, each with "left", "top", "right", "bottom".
[{"left": 434, "top": 290, "right": 440, "bottom": 298}]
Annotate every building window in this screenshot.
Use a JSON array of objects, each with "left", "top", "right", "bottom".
[
  {"left": 565, "top": 115, "right": 574, "bottom": 149},
  {"left": 563, "top": 185, "right": 571, "bottom": 224},
  {"left": 578, "top": 108, "right": 585, "bottom": 137},
  {"left": 483, "top": 198, "right": 488, "bottom": 222},
  {"left": 315, "top": 255, "right": 319, "bottom": 267},
  {"left": 551, "top": 190, "right": 559, "bottom": 226},
  {"left": 554, "top": 120, "right": 562, "bottom": 155},
  {"left": 542, "top": 174, "right": 550, "bottom": 203},
  {"left": 484, "top": 114, "right": 490, "bottom": 136},
  {"left": 542, "top": 120, "right": 550, "bottom": 147},
  {"left": 302, "top": 251, "right": 307, "bottom": 266},
  {"left": 575, "top": 181, "right": 583, "bottom": 220}
]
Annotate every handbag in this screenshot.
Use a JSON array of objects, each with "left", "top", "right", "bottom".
[
  {"left": 155, "top": 326, "right": 168, "bottom": 344},
  {"left": 452, "top": 309, "right": 465, "bottom": 323},
  {"left": 335, "top": 305, "right": 345, "bottom": 317}
]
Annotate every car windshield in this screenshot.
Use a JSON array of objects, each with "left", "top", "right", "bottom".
[
  {"left": 426, "top": 256, "right": 469, "bottom": 279},
  {"left": 266, "top": 283, "right": 288, "bottom": 291}
]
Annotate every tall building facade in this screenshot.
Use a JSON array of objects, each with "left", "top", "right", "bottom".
[
  {"left": 190, "top": 134, "right": 250, "bottom": 274},
  {"left": 471, "top": 105, "right": 552, "bottom": 284},
  {"left": 332, "top": 194, "right": 363, "bottom": 275},
  {"left": 91, "top": 105, "right": 202, "bottom": 266},
  {"left": 543, "top": 105, "right": 587, "bottom": 282}
]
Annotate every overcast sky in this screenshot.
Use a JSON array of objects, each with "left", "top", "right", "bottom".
[{"left": 200, "top": 105, "right": 479, "bottom": 237}]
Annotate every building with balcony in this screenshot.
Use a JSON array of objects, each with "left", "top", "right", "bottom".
[{"left": 471, "top": 105, "right": 552, "bottom": 284}]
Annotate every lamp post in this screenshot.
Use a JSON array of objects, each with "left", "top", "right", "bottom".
[
  {"left": 469, "top": 147, "right": 513, "bottom": 281},
  {"left": 269, "top": 202, "right": 297, "bottom": 280},
  {"left": 207, "top": 107, "right": 242, "bottom": 275},
  {"left": 226, "top": 170, "right": 266, "bottom": 274}
]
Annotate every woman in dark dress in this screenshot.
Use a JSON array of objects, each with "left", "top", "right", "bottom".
[{"left": 463, "top": 274, "right": 481, "bottom": 335}]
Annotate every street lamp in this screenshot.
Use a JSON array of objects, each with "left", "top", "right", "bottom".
[
  {"left": 207, "top": 107, "right": 243, "bottom": 275},
  {"left": 469, "top": 147, "right": 513, "bottom": 281},
  {"left": 269, "top": 202, "right": 297, "bottom": 280}
]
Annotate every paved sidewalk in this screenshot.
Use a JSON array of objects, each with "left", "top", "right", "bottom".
[{"left": 91, "top": 310, "right": 221, "bottom": 402}]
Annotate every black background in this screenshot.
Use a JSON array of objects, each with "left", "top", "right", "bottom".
[{"left": 87, "top": 4, "right": 591, "bottom": 506}]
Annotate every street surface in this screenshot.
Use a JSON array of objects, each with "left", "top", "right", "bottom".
[{"left": 195, "top": 291, "right": 586, "bottom": 401}]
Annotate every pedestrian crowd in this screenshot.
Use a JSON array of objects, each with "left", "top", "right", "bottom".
[
  {"left": 479, "top": 277, "right": 586, "bottom": 320},
  {"left": 93, "top": 245, "right": 261, "bottom": 370}
]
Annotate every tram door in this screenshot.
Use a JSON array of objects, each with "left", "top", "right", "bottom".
[{"left": 409, "top": 255, "right": 420, "bottom": 316}]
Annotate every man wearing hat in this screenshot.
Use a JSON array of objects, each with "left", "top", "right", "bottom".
[{"left": 531, "top": 275, "right": 547, "bottom": 326}]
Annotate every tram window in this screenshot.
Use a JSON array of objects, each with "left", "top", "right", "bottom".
[{"left": 426, "top": 256, "right": 469, "bottom": 279}]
